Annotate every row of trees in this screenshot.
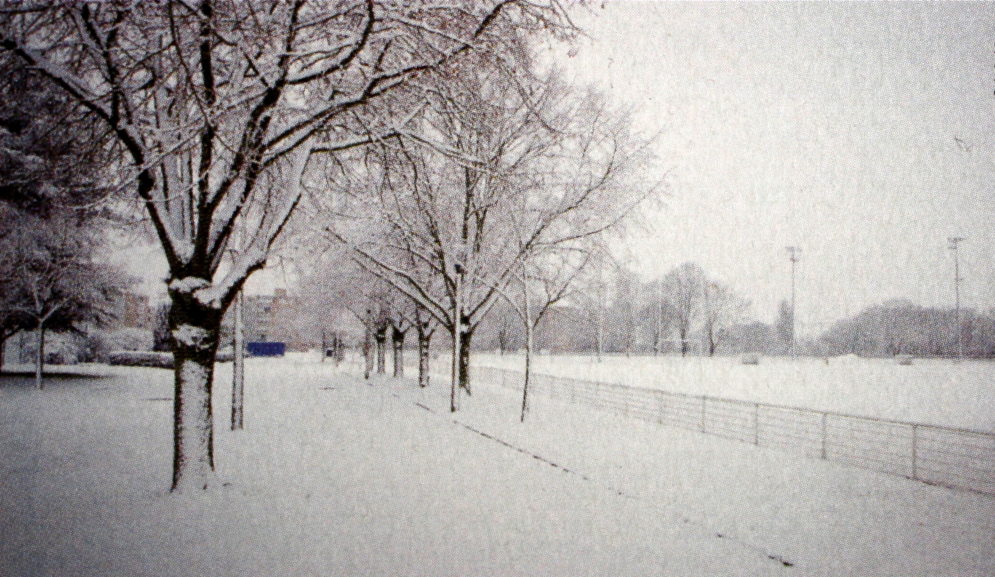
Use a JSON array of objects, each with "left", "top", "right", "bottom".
[
  {"left": 303, "top": 42, "right": 657, "bottom": 416},
  {"left": 818, "top": 300, "right": 995, "bottom": 358},
  {"left": 476, "top": 261, "right": 755, "bottom": 357},
  {"left": 0, "top": 0, "right": 609, "bottom": 491}
]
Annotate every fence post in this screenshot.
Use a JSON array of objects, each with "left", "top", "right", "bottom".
[
  {"left": 754, "top": 403, "right": 760, "bottom": 446},
  {"left": 820, "top": 412, "right": 828, "bottom": 460},
  {"left": 911, "top": 424, "right": 918, "bottom": 480}
]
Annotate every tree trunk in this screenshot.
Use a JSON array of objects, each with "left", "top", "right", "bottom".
[
  {"left": 450, "top": 325, "right": 459, "bottom": 412},
  {"left": 417, "top": 325, "right": 431, "bottom": 388},
  {"left": 34, "top": 323, "right": 45, "bottom": 390},
  {"left": 594, "top": 308, "right": 604, "bottom": 363},
  {"left": 231, "top": 291, "right": 245, "bottom": 431},
  {"left": 0, "top": 334, "right": 6, "bottom": 372},
  {"left": 521, "top": 286, "right": 533, "bottom": 423},
  {"left": 335, "top": 334, "right": 344, "bottom": 365},
  {"left": 392, "top": 328, "right": 405, "bottom": 378},
  {"left": 458, "top": 328, "right": 472, "bottom": 395},
  {"left": 375, "top": 331, "right": 386, "bottom": 375},
  {"left": 168, "top": 294, "right": 222, "bottom": 493},
  {"left": 654, "top": 283, "right": 662, "bottom": 357},
  {"left": 595, "top": 326, "right": 603, "bottom": 363},
  {"left": 363, "top": 311, "right": 373, "bottom": 380}
]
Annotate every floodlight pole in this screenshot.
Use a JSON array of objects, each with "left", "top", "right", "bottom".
[
  {"left": 948, "top": 237, "right": 965, "bottom": 360},
  {"left": 786, "top": 246, "right": 801, "bottom": 357}
]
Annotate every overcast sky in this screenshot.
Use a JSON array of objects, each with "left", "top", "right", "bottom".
[
  {"left": 115, "top": 1, "right": 994, "bottom": 334},
  {"left": 553, "top": 1, "right": 994, "bottom": 332}
]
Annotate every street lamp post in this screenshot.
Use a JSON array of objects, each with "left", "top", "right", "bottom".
[
  {"left": 786, "top": 246, "right": 801, "bottom": 357},
  {"left": 948, "top": 237, "right": 965, "bottom": 360}
]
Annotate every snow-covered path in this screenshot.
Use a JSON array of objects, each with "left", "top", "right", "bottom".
[{"left": 1, "top": 358, "right": 993, "bottom": 576}]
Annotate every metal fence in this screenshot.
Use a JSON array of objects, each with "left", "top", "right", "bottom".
[{"left": 473, "top": 366, "right": 995, "bottom": 497}]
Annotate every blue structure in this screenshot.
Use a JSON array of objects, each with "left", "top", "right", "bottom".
[{"left": 246, "top": 342, "right": 286, "bottom": 357}]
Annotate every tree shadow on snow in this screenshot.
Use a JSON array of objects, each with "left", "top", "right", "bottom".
[{"left": 0, "top": 370, "right": 111, "bottom": 390}]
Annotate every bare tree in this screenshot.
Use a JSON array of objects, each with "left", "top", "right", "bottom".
[
  {"left": 607, "top": 267, "right": 640, "bottom": 355},
  {"left": 413, "top": 305, "right": 436, "bottom": 388},
  {"left": 701, "top": 280, "right": 750, "bottom": 356},
  {"left": 572, "top": 252, "right": 613, "bottom": 361},
  {"left": 372, "top": 301, "right": 389, "bottom": 375},
  {"left": 663, "top": 262, "right": 705, "bottom": 357},
  {"left": 325, "top": 63, "right": 656, "bottom": 411},
  {"left": 775, "top": 299, "right": 794, "bottom": 354},
  {"left": 643, "top": 276, "right": 676, "bottom": 356},
  {"left": 386, "top": 300, "right": 414, "bottom": 378},
  {"left": 1, "top": 0, "right": 572, "bottom": 491},
  {"left": 499, "top": 247, "right": 590, "bottom": 422}
]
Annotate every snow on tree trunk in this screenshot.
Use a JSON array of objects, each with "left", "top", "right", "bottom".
[
  {"left": 34, "top": 324, "right": 45, "bottom": 390},
  {"left": 417, "top": 328, "right": 431, "bottom": 388},
  {"left": 168, "top": 294, "right": 222, "bottom": 493},
  {"left": 450, "top": 327, "right": 460, "bottom": 412},
  {"left": 231, "top": 291, "right": 244, "bottom": 431}
]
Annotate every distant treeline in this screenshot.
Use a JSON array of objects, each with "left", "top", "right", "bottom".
[{"left": 472, "top": 268, "right": 995, "bottom": 359}]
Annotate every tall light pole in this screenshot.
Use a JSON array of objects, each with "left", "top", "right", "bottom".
[
  {"left": 786, "top": 246, "right": 801, "bottom": 357},
  {"left": 948, "top": 237, "right": 965, "bottom": 360}
]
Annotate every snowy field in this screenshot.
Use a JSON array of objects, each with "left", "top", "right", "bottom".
[
  {"left": 474, "top": 353, "right": 995, "bottom": 432},
  {"left": 2, "top": 355, "right": 994, "bottom": 576}
]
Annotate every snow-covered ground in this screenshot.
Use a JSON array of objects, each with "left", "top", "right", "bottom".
[
  {"left": 2, "top": 356, "right": 993, "bottom": 576},
  {"left": 474, "top": 353, "right": 995, "bottom": 432}
]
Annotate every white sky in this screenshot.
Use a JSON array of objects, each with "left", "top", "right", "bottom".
[
  {"left": 113, "top": 1, "right": 994, "bottom": 334},
  {"left": 554, "top": 1, "right": 995, "bottom": 332}
]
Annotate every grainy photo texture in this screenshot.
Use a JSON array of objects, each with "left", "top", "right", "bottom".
[{"left": 0, "top": 1, "right": 992, "bottom": 575}]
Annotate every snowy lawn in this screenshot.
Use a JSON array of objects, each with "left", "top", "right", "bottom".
[
  {"left": 2, "top": 356, "right": 993, "bottom": 576},
  {"left": 474, "top": 353, "right": 995, "bottom": 432}
]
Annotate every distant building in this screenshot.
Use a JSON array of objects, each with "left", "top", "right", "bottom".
[
  {"left": 107, "top": 291, "right": 155, "bottom": 330},
  {"left": 240, "top": 289, "right": 310, "bottom": 352}
]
